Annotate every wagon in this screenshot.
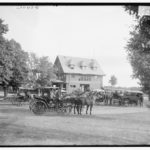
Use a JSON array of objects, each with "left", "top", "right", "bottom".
[
  {"left": 11, "top": 87, "right": 34, "bottom": 106},
  {"left": 29, "top": 87, "right": 72, "bottom": 115},
  {"left": 121, "top": 90, "right": 143, "bottom": 106}
]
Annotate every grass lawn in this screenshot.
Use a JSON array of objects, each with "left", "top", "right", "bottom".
[{"left": 0, "top": 104, "right": 150, "bottom": 146}]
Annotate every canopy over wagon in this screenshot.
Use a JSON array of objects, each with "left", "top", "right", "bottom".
[
  {"left": 124, "top": 90, "right": 143, "bottom": 94},
  {"left": 92, "top": 89, "right": 105, "bottom": 93}
]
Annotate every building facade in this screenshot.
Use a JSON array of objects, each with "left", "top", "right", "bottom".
[{"left": 54, "top": 55, "right": 105, "bottom": 93}]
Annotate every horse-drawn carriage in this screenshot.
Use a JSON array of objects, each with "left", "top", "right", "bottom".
[
  {"left": 121, "top": 90, "right": 143, "bottom": 106},
  {"left": 11, "top": 87, "right": 35, "bottom": 106},
  {"left": 29, "top": 88, "right": 98, "bottom": 115},
  {"left": 93, "top": 88, "right": 143, "bottom": 107},
  {"left": 111, "top": 90, "right": 143, "bottom": 106},
  {"left": 29, "top": 87, "right": 72, "bottom": 115}
]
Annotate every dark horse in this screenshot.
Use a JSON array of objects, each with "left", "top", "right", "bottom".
[
  {"left": 61, "top": 93, "right": 81, "bottom": 114},
  {"left": 74, "top": 91, "right": 97, "bottom": 115}
]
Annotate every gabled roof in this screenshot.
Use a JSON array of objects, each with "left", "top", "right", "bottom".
[{"left": 55, "top": 55, "right": 105, "bottom": 76}]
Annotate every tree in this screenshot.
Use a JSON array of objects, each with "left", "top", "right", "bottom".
[
  {"left": 124, "top": 6, "right": 139, "bottom": 18},
  {"left": 8, "top": 39, "right": 29, "bottom": 92},
  {"left": 0, "top": 18, "right": 57, "bottom": 97},
  {"left": 27, "top": 54, "right": 56, "bottom": 88},
  {"left": 27, "top": 52, "right": 40, "bottom": 88},
  {"left": 0, "top": 19, "right": 12, "bottom": 97},
  {"left": 0, "top": 19, "right": 30, "bottom": 97},
  {"left": 109, "top": 75, "right": 117, "bottom": 87},
  {"left": 124, "top": 6, "right": 150, "bottom": 98},
  {"left": 36, "top": 56, "right": 56, "bottom": 87},
  {"left": 126, "top": 28, "right": 150, "bottom": 95}
]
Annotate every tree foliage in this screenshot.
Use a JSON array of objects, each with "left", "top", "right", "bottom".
[
  {"left": 109, "top": 75, "right": 117, "bottom": 86},
  {"left": 9, "top": 39, "right": 29, "bottom": 90},
  {"left": 124, "top": 6, "right": 139, "bottom": 18},
  {"left": 27, "top": 52, "right": 40, "bottom": 87},
  {"left": 124, "top": 6, "right": 150, "bottom": 96},
  {"left": 0, "top": 19, "right": 13, "bottom": 96},
  {"left": 0, "top": 18, "right": 57, "bottom": 97},
  {"left": 27, "top": 53, "right": 56, "bottom": 87},
  {"left": 0, "top": 19, "right": 29, "bottom": 96},
  {"left": 36, "top": 56, "right": 56, "bottom": 87},
  {"left": 126, "top": 29, "right": 150, "bottom": 94}
]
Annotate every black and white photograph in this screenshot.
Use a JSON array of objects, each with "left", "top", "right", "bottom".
[{"left": 0, "top": 4, "right": 150, "bottom": 146}]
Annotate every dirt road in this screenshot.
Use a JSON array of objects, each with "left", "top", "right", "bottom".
[{"left": 0, "top": 104, "right": 150, "bottom": 146}]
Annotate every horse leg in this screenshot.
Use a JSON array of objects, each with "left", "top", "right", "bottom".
[
  {"left": 106, "top": 98, "right": 108, "bottom": 105},
  {"left": 76, "top": 105, "right": 79, "bottom": 115},
  {"left": 79, "top": 105, "right": 82, "bottom": 115},
  {"left": 74, "top": 104, "right": 76, "bottom": 114},
  {"left": 141, "top": 100, "right": 143, "bottom": 107},
  {"left": 86, "top": 105, "right": 89, "bottom": 114},
  {"left": 110, "top": 98, "right": 112, "bottom": 105},
  {"left": 90, "top": 104, "right": 93, "bottom": 115}
]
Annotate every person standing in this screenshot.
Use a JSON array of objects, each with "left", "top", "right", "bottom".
[{"left": 55, "top": 88, "right": 62, "bottom": 109}]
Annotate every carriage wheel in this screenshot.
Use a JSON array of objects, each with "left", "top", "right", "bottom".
[{"left": 31, "top": 101, "right": 46, "bottom": 115}]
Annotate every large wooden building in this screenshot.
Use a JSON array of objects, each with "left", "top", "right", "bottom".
[{"left": 54, "top": 55, "right": 105, "bottom": 93}]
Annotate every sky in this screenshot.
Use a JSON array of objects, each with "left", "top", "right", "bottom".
[{"left": 0, "top": 6, "right": 140, "bottom": 87}]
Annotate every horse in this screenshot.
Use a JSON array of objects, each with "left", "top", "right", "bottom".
[
  {"left": 74, "top": 91, "right": 98, "bottom": 115},
  {"left": 62, "top": 91, "right": 97, "bottom": 115},
  {"left": 60, "top": 93, "right": 80, "bottom": 114},
  {"left": 105, "top": 91, "right": 113, "bottom": 105}
]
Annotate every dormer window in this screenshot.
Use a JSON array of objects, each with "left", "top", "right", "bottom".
[
  {"left": 70, "top": 64, "right": 75, "bottom": 69},
  {"left": 68, "top": 59, "right": 75, "bottom": 69},
  {"left": 91, "top": 66, "right": 97, "bottom": 70},
  {"left": 90, "top": 60, "right": 97, "bottom": 70},
  {"left": 80, "top": 61, "right": 87, "bottom": 70}
]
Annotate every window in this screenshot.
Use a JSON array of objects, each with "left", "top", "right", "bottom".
[
  {"left": 80, "top": 61, "right": 87, "bottom": 70},
  {"left": 70, "top": 85, "right": 76, "bottom": 88},
  {"left": 70, "top": 65, "right": 75, "bottom": 69},
  {"left": 68, "top": 60, "right": 75, "bottom": 69},
  {"left": 91, "top": 66, "right": 97, "bottom": 70},
  {"left": 81, "top": 66, "right": 86, "bottom": 70},
  {"left": 78, "top": 75, "right": 91, "bottom": 81}
]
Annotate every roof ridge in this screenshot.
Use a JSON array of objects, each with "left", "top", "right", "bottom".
[{"left": 58, "top": 55, "right": 97, "bottom": 61}]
